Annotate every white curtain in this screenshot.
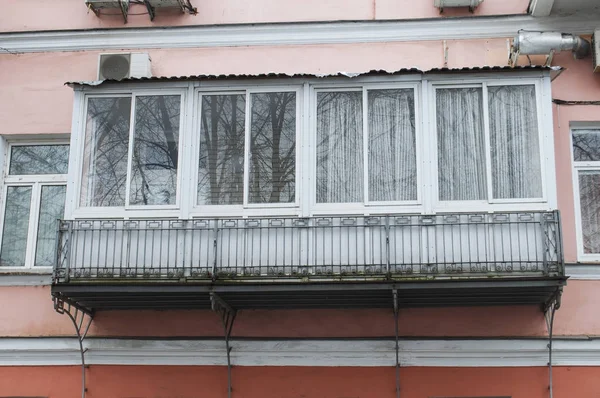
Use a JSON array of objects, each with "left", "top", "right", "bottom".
[
  {"left": 368, "top": 89, "right": 417, "bottom": 201},
  {"left": 436, "top": 87, "right": 487, "bottom": 201},
  {"left": 316, "top": 91, "right": 363, "bottom": 203},
  {"left": 488, "top": 85, "right": 542, "bottom": 199}
]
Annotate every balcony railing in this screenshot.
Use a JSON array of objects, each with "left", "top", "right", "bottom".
[{"left": 53, "top": 211, "right": 564, "bottom": 283}]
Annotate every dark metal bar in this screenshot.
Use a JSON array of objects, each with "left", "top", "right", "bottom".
[
  {"left": 53, "top": 297, "right": 94, "bottom": 398},
  {"left": 393, "top": 289, "right": 400, "bottom": 398},
  {"left": 544, "top": 289, "right": 562, "bottom": 398},
  {"left": 210, "top": 292, "right": 237, "bottom": 398}
]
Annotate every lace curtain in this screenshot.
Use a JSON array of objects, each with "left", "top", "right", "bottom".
[
  {"left": 437, "top": 85, "right": 542, "bottom": 201},
  {"left": 316, "top": 89, "right": 417, "bottom": 204},
  {"left": 488, "top": 85, "right": 542, "bottom": 199},
  {"left": 368, "top": 89, "right": 417, "bottom": 202},
  {"left": 316, "top": 91, "right": 364, "bottom": 203},
  {"left": 437, "top": 87, "right": 487, "bottom": 201}
]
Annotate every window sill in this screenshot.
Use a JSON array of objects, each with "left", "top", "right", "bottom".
[
  {"left": 0, "top": 267, "right": 53, "bottom": 275},
  {"left": 0, "top": 272, "right": 52, "bottom": 286}
]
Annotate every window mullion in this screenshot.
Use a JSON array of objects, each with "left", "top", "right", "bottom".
[
  {"left": 481, "top": 83, "right": 494, "bottom": 203},
  {"left": 362, "top": 87, "right": 369, "bottom": 206},
  {"left": 243, "top": 91, "right": 251, "bottom": 207},
  {"left": 24, "top": 182, "right": 41, "bottom": 268},
  {"left": 124, "top": 94, "right": 137, "bottom": 209}
]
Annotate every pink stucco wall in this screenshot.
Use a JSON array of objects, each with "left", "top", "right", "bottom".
[
  {"left": 2, "top": 366, "right": 599, "bottom": 398},
  {"left": 0, "top": 280, "right": 596, "bottom": 337},
  {"left": 0, "top": 0, "right": 529, "bottom": 33},
  {"left": 0, "top": 38, "right": 511, "bottom": 136}
]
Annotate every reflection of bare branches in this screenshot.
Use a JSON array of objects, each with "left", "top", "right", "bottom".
[
  {"left": 0, "top": 187, "right": 31, "bottom": 266},
  {"left": 83, "top": 98, "right": 131, "bottom": 206},
  {"left": 9, "top": 145, "right": 69, "bottom": 175},
  {"left": 250, "top": 92, "right": 296, "bottom": 203},
  {"left": 198, "top": 92, "right": 297, "bottom": 205},
  {"left": 130, "top": 95, "right": 180, "bottom": 205},
  {"left": 83, "top": 96, "right": 181, "bottom": 207},
  {"left": 573, "top": 131, "right": 600, "bottom": 161},
  {"left": 35, "top": 186, "right": 66, "bottom": 266},
  {"left": 199, "top": 95, "right": 245, "bottom": 205}
]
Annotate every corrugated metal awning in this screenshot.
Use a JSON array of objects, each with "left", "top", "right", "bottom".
[{"left": 66, "top": 65, "right": 562, "bottom": 87}]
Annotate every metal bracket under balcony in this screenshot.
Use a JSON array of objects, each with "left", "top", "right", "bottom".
[{"left": 51, "top": 211, "right": 566, "bottom": 312}]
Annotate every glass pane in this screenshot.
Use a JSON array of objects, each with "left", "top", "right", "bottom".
[
  {"left": 437, "top": 87, "right": 487, "bottom": 201},
  {"left": 9, "top": 145, "right": 69, "bottom": 175},
  {"left": 573, "top": 129, "right": 600, "bottom": 161},
  {"left": 0, "top": 186, "right": 32, "bottom": 267},
  {"left": 35, "top": 185, "right": 66, "bottom": 267},
  {"left": 316, "top": 91, "right": 363, "bottom": 203},
  {"left": 129, "top": 95, "right": 181, "bottom": 206},
  {"left": 198, "top": 94, "right": 246, "bottom": 205},
  {"left": 488, "top": 85, "right": 542, "bottom": 199},
  {"left": 249, "top": 92, "right": 296, "bottom": 204},
  {"left": 80, "top": 97, "right": 131, "bottom": 207},
  {"left": 579, "top": 171, "right": 600, "bottom": 254},
  {"left": 368, "top": 89, "right": 417, "bottom": 202}
]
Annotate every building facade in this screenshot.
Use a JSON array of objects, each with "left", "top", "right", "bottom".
[{"left": 0, "top": 0, "right": 599, "bottom": 397}]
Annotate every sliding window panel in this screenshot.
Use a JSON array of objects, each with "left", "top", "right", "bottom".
[
  {"left": 198, "top": 94, "right": 246, "bottom": 205},
  {"left": 34, "top": 185, "right": 67, "bottom": 267},
  {"left": 249, "top": 92, "right": 296, "bottom": 204},
  {"left": 436, "top": 87, "right": 487, "bottom": 201},
  {"left": 316, "top": 91, "right": 363, "bottom": 204},
  {"left": 129, "top": 95, "right": 181, "bottom": 206},
  {"left": 80, "top": 97, "right": 131, "bottom": 207},
  {"left": 488, "top": 85, "right": 542, "bottom": 199},
  {"left": 368, "top": 89, "right": 417, "bottom": 202},
  {"left": 9, "top": 145, "right": 69, "bottom": 175},
  {"left": 0, "top": 186, "right": 32, "bottom": 267}
]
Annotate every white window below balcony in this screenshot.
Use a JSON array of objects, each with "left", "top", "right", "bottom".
[
  {"left": 572, "top": 127, "right": 600, "bottom": 261},
  {"left": 0, "top": 143, "right": 68, "bottom": 269}
]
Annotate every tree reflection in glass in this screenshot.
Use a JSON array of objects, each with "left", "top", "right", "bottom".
[
  {"left": 198, "top": 94, "right": 246, "bottom": 205},
  {"left": 129, "top": 95, "right": 181, "bottom": 206}
]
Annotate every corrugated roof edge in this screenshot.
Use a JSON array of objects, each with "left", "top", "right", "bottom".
[{"left": 66, "top": 65, "right": 562, "bottom": 86}]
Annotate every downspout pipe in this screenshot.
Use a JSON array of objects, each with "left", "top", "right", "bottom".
[{"left": 513, "top": 31, "right": 591, "bottom": 59}]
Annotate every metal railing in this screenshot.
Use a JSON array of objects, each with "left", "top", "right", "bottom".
[{"left": 53, "top": 211, "right": 564, "bottom": 283}]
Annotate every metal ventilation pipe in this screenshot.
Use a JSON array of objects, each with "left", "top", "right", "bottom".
[{"left": 513, "top": 31, "right": 591, "bottom": 59}]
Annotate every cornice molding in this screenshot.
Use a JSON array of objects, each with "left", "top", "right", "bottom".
[
  {"left": 1, "top": 338, "right": 599, "bottom": 367},
  {"left": 0, "top": 14, "right": 598, "bottom": 54}
]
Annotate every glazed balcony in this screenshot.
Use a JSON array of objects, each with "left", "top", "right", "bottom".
[{"left": 52, "top": 211, "right": 566, "bottom": 311}]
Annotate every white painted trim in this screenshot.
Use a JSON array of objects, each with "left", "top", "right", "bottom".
[
  {"left": 570, "top": 126, "right": 600, "bottom": 262},
  {"left": 0, "top": 14, "right": 598, "bottom": 54},
  {"left": 0, "top": 338, "right": 599, "bottom": 367},
  {"left": 529, "top": 0, "right": 555, "bottom": 17},
  {"left": 566, "top": 264, "right": 600, "bottom": 280}
]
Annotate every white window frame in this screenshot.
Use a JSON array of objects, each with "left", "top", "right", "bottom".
[
  {"left": 71, "top": 88, "right": 187, "bottom": 218},
  {"left": 191, "top": 86, "right": 303, "bottom": 218},
  {"left": 0, "top": 141, "right": 68, "bottom": 272},
  {"left": 429, "top": 78, "right": 552, "bottom": 213},
  {"left": 571, "top": 125, "right": 600, "bottom": 262},
  {"left": 66, "top": 72, "right": 557, "bottom": 220},
  {"left": 309, "top": 82, "right": 423, "bottom": 215}
]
